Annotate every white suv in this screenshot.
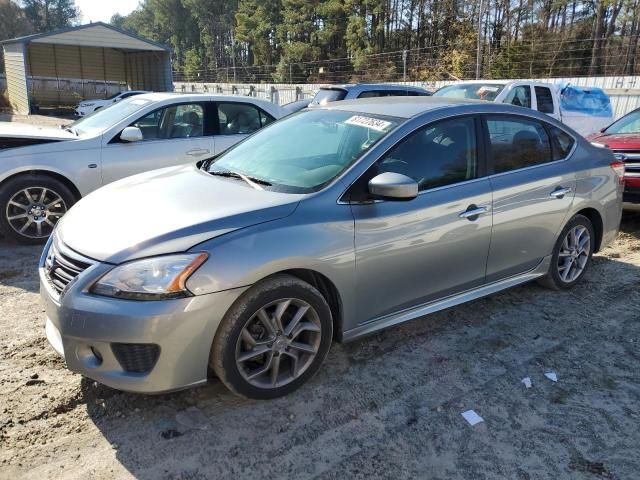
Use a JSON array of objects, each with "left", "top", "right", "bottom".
[{"left": 0, "top": 93, "right": 284, "bottom": 243}]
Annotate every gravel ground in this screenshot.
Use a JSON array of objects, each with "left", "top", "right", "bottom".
[{"left": 0, "top": 213, "right": 638, "bottom": 479}]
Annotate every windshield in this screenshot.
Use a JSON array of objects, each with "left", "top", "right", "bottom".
[
  {"left": 104, "top": 92, "right": 121, "bottom": 101},
  {"left": 604, "top": 109, "right": 640, "bottom": 134},
  {"left": 208, "top": 109, "right": 400, "bottom": 193},
  {"left": 70, "top": 97, "right": 153, "bottom": 136},
  {"left": 310, "top": 88, "right": 347, "bottom": 106},
  {"left": 434, "top": 83, "right": 506, "bottom": 101}
]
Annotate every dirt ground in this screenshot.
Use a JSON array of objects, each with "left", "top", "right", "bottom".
[{"left": 0, "top": 212, "right": 637, "bottom": 480}]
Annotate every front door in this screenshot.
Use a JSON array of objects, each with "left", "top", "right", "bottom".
[
  {"left": 100, "top": 102, "right": 213, "bottom": 185},
  {"left": 484, "top": 115, "right": 576, "bottom": 281},
  {"left": 350, "top": 116, "right": 493, "bottom": 323}
]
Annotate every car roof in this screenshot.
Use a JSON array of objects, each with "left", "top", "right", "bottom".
[
  {"left": 130, "top": 92, "right": 282, "bottom": 113},
  {"left": 321, "top": 83, "right": 429, "bottom": 92},
  {"left": 318, "top": 96, "right": 486, "bottom": 119}
]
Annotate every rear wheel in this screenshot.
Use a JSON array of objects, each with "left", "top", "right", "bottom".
[
  {"left": 538, "top": 214, "right": 595, "bottom": 290},
  {"left": 211, "top": 274, "right": 333, "bottom": 399},
  {"left": 0, "top": 175, "right": 76, "bottom": 244}
]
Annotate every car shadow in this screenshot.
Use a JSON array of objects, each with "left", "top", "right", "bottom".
[{"left": 74, "top": 211, "right": 640, "bottom": 479}]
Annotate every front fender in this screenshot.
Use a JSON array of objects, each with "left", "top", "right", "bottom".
[{"left": 185, "top": 200, "right": 358, "bottom": 330}]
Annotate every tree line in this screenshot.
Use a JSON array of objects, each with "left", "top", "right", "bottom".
[
  {"left": 1, "top": 0, "right": 640, "bottom": 83},
  {"left": 111, "top": 0, "right": 640, "bottom": 82}
]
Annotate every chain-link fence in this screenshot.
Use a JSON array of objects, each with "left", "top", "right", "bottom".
[{"left": 173, "top": 37, "right": 640, "bottom": 85}]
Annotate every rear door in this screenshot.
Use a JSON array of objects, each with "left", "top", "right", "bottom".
[
  {"left": 100, "top": 101, "right": 213, "bottom": 184},
  {"left": 213, "top": 101, "right": 276, "bottom": 154},
  {"left": 484, "top": 114, "right": 577, "bottom": 281}
]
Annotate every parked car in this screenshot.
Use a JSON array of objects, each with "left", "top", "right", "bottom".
[
  {"left": 75, "top": 90, "right": 148, "bottom": 116},
  {"left": 434, "top": 81, "right": 614, "bottom": 137},
  {"left": 282, "top": 84, "right": 432, "bottom": 115},
  {"left": 588, "top": 107, "right": 640, "bottom": 209},
  {"left": 40, "top": 97, "right": 623, "bottom": 399},
  {"left": 0, "top": 93, "right": 284, "bottom": 243}
]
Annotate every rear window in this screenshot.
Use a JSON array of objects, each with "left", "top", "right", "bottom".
[{"left": 310, "top": 88, "right": 347, "bottom": 105}]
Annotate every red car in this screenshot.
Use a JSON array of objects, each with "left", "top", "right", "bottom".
[{"left": 588, "top": 107, "right": 640, "bottom": 209}]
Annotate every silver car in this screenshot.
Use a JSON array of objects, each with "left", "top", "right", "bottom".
[
  {"left": 0, "top": 93, "right": 282, "bottom": 244},
  {"left": 39, "top": 98, "right": 623, "bottom": 399}
]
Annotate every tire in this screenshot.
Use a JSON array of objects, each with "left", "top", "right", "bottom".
[
  {"left": 211, "top": 274, "right": 333, "bottom": 399},
  {"left": 0, "top": 174, "right": 76, "bottom": 244},
  {"left": 538, "top": 214, "right": 595, "bottom": 290}
]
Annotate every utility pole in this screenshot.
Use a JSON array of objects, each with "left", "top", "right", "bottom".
[
  {"left": 231, "top": 29, "right": 237, "bottom": 82},
  {"left": 476, "top": 0, "right": 484, "bottom": 79},
  {"left": 402, "top": 50, "right": 407, "bottom": 82}
]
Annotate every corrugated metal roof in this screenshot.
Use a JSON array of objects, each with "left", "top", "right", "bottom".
[{"left": 0, "top": 22, "right": 170, "bottom": 52}]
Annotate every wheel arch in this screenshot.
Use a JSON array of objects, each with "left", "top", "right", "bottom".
[
  {"left": 0, "top": 169, "right": 82, "bottom": 201},
  {"left": 574, "top": 207, "right": 604, "bottom": 252},
  {"left": 276, "top": 269, "right": 345, "bottom": 342}
]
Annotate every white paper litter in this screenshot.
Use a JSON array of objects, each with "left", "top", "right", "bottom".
[
  {"left": 544, "top": 372, "right": 558, "bottom": 382},
  {"left": 522, "top": 377, "right": 532, "bottom": 388},
  {"left": 461, "top": 410, "right": 484, "bottom": 426}
]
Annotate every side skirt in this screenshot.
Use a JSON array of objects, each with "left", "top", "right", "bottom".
[{"left": 341, "top": 255, "right": 551, "bottom": 342}]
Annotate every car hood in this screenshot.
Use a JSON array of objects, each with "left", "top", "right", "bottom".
[
  {"left": 57, "top": 165, "right": 303, "bottom": 263},
  {"left": 0, "top": 122, "right": 76, "bottom": 140},
  {"left": 587, "top": 132, "right": 640, "bottom": 149}
]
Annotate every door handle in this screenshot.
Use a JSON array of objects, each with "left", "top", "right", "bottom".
[
  {"left": 549, "top": 187, "right": 572, "bottom": 199},
  {"left": 187, "top": 149, "right": 210, "bottom": 156},
  {"left": 459, "top": 204, "right": 490, "bottom": 220}
]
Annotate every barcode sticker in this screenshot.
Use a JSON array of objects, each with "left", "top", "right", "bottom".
[{"left": 345, "top": 115, "right": 393, "bottom": 132}]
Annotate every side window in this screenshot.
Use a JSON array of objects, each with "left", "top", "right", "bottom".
[
  {"left": 548, "top": 125, "right": 575, "bottom": 160},
  {"left": 259, "top": 110, "right": 275, "bottom": 128},
  {"left": 376, "top": 116, "right": 478, "bottom": 191},
  {"left": 486, "top": 116, "right": 553, "bottom": 173},
  {"left": 218, "top": 103, "right": 264, "bottom": 134},
  {"left": 357, "top": 91, "right": 384, "bottom": 99},
  {"left": 131, "top": 110, "right": 163, "bottom": 140},
  {"left": 130, "top": 103, "right": 204, "bottom": 140},
  {"left": 504, "top": 86, "right": 531, "bottom": 108},
  {"left": 535, "top": 87, "right": 555, "bottom": 114}
]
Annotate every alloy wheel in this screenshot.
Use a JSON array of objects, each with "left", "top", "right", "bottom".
[
  {"left": 557, "top": 225, "right": 591, "bottom": 283},
  {"left": 235, "top": 298, "right": 322, "bottom": 389},
  {"left": 5, "top": 187, "right": 67, "bottom": 239}
]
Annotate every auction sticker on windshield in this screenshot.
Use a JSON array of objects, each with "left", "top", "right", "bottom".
[{"left": 345, "top": 115, "right": 393, "bottom": 132}]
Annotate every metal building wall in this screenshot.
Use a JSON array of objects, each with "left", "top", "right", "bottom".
[{"left": 2, "top": 43, "right": 29, "bottom": 114}]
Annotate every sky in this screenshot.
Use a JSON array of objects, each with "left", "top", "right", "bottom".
[{"left": 75, "top": 0, "right": 140, "bottom": 23}]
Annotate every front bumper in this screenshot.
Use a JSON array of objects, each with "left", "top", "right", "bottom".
[{"left": 39, "top": 249, "right": 247, "bottom": 393}]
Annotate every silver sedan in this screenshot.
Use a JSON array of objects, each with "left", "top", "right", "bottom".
[{"left": 39, "top": 97, "right": 623, "bottom": 399}]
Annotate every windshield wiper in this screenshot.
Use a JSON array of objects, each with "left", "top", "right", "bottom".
[
  {"left": 62, "top": 126, "right": 78, "bottom": 136},
  {"left": 209, "top": 170, "right": 272, "bottom": 189}
]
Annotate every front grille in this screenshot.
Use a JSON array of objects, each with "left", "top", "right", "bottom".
[
  {"left": 111, "top": 343, "right": 160, "bottom": 374},
  {"left": 44, "top": 241, "right": 93, "bottom": 296},
  {"left": 613, "top": 150, "right": 640, "bottom": 179}
]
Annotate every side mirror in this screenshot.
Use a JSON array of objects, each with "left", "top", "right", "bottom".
[
  {"left": 368, "top": 172, "right": 418, "bottom": 201},
  {"left": 120, "top": 126, "right": 143, "bottom": 143}
]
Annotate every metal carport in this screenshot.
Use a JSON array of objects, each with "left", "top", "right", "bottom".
[{"left": 1, "top": 22, "right": 172, "bottom": 114}]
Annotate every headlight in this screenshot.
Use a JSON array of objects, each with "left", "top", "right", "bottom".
[
  {"left": 91, "top": 253, "right": 208, "bottom": 300},
  {"left": 81, "top": 102, "right": 95, "bottom": 107}
]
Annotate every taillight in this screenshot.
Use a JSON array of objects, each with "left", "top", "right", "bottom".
[{"left": 610, "top": 160, "right": 625, "bottom": 185}]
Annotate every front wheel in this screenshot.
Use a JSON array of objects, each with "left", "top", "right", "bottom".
[
  {"left": 0, "top": 175, "right": 76, "bottom": 244},
  {"left": 211, "top": 274, "right": 333, "bottom": 399},
  {"left": 538, "top": 214, "right": 595, "bottom": 290}
]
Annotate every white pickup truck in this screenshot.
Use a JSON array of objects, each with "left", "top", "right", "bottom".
[{"left": 433, "top": 80, "right": 614, "bottom": 137}]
